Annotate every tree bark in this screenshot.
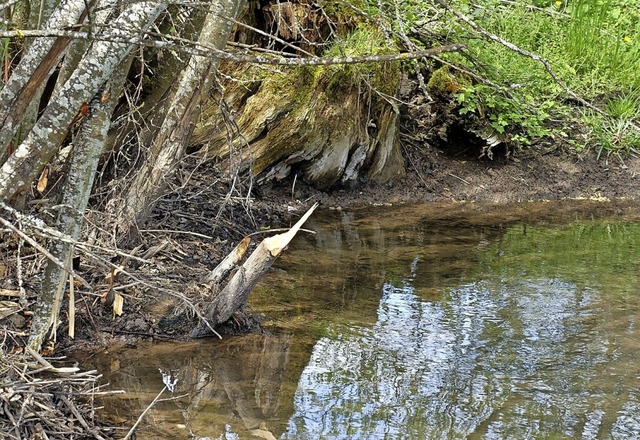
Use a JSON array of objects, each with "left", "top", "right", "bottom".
[
  {"left": 116, "top": 0, "right": 246, "bottom": 238},
  {"left": 0, "top": 0, "right": 92, "bottom": 158},
  {"left": 28, "top": 58, "right": 132, "bottom": 351},
  {"left": 0, "top": 0, "right": 166, "bottom": 202}
]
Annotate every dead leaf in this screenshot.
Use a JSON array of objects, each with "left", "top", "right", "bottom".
[
  {"left": 113, "top": 293, "right": 124, "bottom": 316},
  {"left": 36, "top": 165, "right": 49, "bottom": 193}
]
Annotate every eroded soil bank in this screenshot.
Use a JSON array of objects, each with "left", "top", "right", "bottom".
[{"left": 257, "top": 142, "right": 640, "bottom": 209}]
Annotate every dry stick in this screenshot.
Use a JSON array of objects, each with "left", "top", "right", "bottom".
[
  {"left": 431, "top": 54, "right": 510, "bottom": 97},
  {"left": 0, "top": 208, "right": 205, "bottom": 335},
  {"left": 1, "top": 201, "right": 151, "bottom": 265},
  {"left": 496, "top": 0, "right": 569, "bottom": 17},
  {"left": 123, "top": 386, "right": 167, "bottom": 440},
  {"left": 246, "top": 227, "right": 315, "bottom": 238},
  {"left": 220, "top": 14, "right": 316, "bottom": 58},
  {"left": 0, "top": 27, "right": 465, "bottom": 65},
  {"left": 227, "top": 40, "right": 304, "bottom": 58},
  {"left": 59, "top": 395, "right": 109, "bottom": 440},
  {"left": 68, "top": 273, "right": 75, "bottom": 339}
]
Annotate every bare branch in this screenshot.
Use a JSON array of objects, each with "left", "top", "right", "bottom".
[{"left": 0, "top": 27, "right": 464, "bottom": 66}]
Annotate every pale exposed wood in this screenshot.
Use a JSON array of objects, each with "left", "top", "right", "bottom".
[
  {"left": 0, "top": 300, "right": 22, "bottom": 319},
  {"left": 191, "top": 203, "right": 318, "bottom": 338},
  {"left": 68, "top": 274, "right": 75, "bottom": 339},
  {"left": 206, "top": 236, "right": 252, "bottom": 284},
  {"left": 263, "top": 202, "right": 318, "bottom": 257},
  {"left": 0, "top": 289, "right": 21, "bottom": 297}
]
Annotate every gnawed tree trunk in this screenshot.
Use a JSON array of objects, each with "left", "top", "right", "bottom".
[
  {"left": 116, "top": 0, "right": 245, "bottom": 238},
  {"left": 190, "top": 202, "right": 317, "bottom": 337}
]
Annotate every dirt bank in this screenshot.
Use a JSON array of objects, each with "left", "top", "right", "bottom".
[{"left": 256, "top": 141, "right": 640, "bottom": 210}]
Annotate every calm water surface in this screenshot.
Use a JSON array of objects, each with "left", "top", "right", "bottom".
[{"left": 90, "top": 201, "right": 640, "bottom": 439}]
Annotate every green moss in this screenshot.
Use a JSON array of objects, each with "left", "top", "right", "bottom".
[
  {"left": 427, "top": 67, "right": 469, "bottom": 97},
  {"left": 241, "top": 23, "right": 401, "bottom": 118},
  {"left": 318, "top": 24, "right": 401, "bottom": 97}
]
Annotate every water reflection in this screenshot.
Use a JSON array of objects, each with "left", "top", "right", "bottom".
[
  {"left": 88, "top": 202, "right": 640, "bottom": 439},
  {"left": 285, "top": 273, "right": 640, "bottom": 439},
  {"left": 92, "top": 334, "right": 304, "bottom": 438}
]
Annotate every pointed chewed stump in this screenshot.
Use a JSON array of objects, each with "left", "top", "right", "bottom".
[{"left": 189, "top": 202, "right": 318, "bottom": 338}]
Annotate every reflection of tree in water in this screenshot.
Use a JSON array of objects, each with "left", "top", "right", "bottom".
[
  {"left": 284, "top": 275, "right": 640, "bottom": 439},
  {"left": 95, "top": 334, "right": 302, "bottom": 439}
]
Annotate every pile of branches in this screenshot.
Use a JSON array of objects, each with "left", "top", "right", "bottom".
[{"left": 0, "top": 345, "right": 118, "bottom": 440}]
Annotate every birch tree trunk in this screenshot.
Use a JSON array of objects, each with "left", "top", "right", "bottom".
[
  {"left": 116, "top": 0, "right": 245, "bottom": 238},
  {"left": 0, "top": 0, "right": 166, "bottom": 202},
  {"left": 28, "top": 58, "right": 132, "bottom": 351},
  {"left": 0, "top": 0, "right": 91, "bottom": 158}
]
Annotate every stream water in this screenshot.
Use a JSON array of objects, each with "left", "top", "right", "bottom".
[{"left": 88, "top": 201, "right": 640, "bottom": 439}]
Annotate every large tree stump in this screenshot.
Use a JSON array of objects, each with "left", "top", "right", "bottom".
[{"left": 191, "top": 25, "right": 407, "bottom": 189}]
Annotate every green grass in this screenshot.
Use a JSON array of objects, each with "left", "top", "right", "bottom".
[
  {"left": 371, "top": 0, "right": 640, "bottom": 154},
  {"left": 458, "top": 0, "right": 640, "bottom": 153}
]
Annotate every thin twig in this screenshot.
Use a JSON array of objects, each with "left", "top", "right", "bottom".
[
  {"left": 0, "top": 215, "right": 92, "bottom": 289},
  {"left": 246, "top": 227, "right": 316, "bottom": 238},
  {"left": 449, "top": 173, "right": 470, "bottom": 185},
  {"left": 139, "top": 229, "right": 214, "bottom": 240},
  {"left": 123, "top": 386, "right": 167, "bottom": 440},
  {"left": 60, "top": 395, "right": 109, "bottom": 440}
]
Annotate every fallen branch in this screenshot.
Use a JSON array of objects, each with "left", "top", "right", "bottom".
[{"left": 0, "top": 348, "right": 117, "bottom": 439}]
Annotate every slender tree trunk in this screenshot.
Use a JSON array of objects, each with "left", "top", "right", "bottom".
[
  {"left": 0, "top": 0, "right": 166, "bottom": 202},
  {"left": 116, "top": 0, "right": 245, "bottom": 238},
  {"left": 28, "top": 58, "right": 132, "bottom": 351},
  {"left": 0, "top": 0, "right": 91, "bottom": 158}
]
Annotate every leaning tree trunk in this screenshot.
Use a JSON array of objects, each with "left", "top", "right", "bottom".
[
  {"left": 28, "top": 58, "right": 132, "bottom": 351},
  {"left": 0, "top": 0, "right": 91, "bottom": 158},
  {"left": 0, "top": 0, "right": 167, "bottom": 202},
  {"left": 116, "top": 0, "right": 246, "bottom": 238}
]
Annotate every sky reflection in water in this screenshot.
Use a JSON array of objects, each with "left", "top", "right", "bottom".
[{"left": 284, "top": 258, "right": 640, "bottom": 439}]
